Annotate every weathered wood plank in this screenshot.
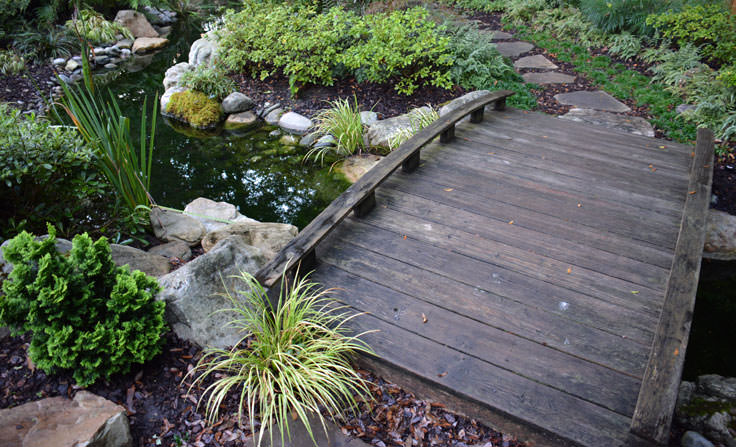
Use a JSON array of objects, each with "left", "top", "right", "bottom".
[
  {"left": 630, "top": 128, "right": 714, "bottom": 443},
  {"left": 254, "top": 90, "right": 515, "bottom": 287},
  {"left": 318, "top": 238, "right": 650, "bottom": 376},
  {"left": 325, "top": 218, "right": 659, "bottom": 341}
]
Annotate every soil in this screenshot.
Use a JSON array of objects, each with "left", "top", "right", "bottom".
[
  {"left": 0, "top": 63, "right": 56, "bottom": 112},
  {"left": 0, "top": 332, "right": 525, "bottom": 447}
]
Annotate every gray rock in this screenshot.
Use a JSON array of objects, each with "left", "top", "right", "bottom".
[
  {"left": 299, "top": 132, "right": 319, "bottom": 147},
  {"left": 367, "top": 108, "right": 433, "bottom": 149},
  {"left": 360, "top": 111, "right": 379, "bottom": 126},
  {"left": 104, "top": 63, "right": 118, "bottom": 70},
  {"left": 70, "top": 72, "right": 83, "bottom": 82},
  {"left": 157, "top": 26, "right": 172, "bottom": 38},
  {"left": 514, "top": 54, "right": 558, "bottom": 69},
  {"left": 109, "top": 244, "right": 171, "bottom": 277},
  {"left": 704, "top": 412, "right": 735, "bottom": 446},
  {"left": 522, "top": 72, "right": 576, "bottom": 84},
  {"left": 201, "top": 222, "right": 298, "bottom": 260},
  {"left": 72, "top": 55, "right": 82, "bottom": 62},
  {"left": 269, "top": 129, "right": 281, "bottom": 137},
  {"left": 183, "top": 197, "right": 257, "bottom": 233},
  {"left": 491, "top": 30, "right": 513, "bottom": 40},
  {"left": 259, "top": 102, "right": 282, "bottom": 119},
  {"left": 93, "top": 47, "right": 109, "bottom": 56},
  {"left": 224, "top": 110, "right": 258, "bottom": 130},
  {"left": 439, "top": 90, "right": 491, "bottom": 118},
  {"left": 163, "top": 62, "right": 192, "bottom": 90},
  {"left": 682, "top": 431, "right": 715, "bottom": 447},
  {"left": 156, "top": 236, "right": 268, "bottom": 349},
  {"left": 132, "top": 37, "right": 169, "bottom": 54},
  {"left": 53, "top": 57, "right": 67, "bottom": 66},
  {"left": 115, "top": 39, "right": 134, "bottom": 50},
  {"left": 494, "top": 41, "right": 534, "bottom": 58},
  {"left": 150, "top": 206, "right": 206, "bottom": 246},
  {"left": 65, "top": 59, "right": 81, "bottom": 72},
  {"left": 278, "top": 111, "right": 313, "bottom": 135},
  {"left": 222, "top": 92, "right": 256, "bottom": 114},
  {"left": 58, "top": 74, "right": 72, "bottom": 84},
  {"left": 554, "top": 90, "right": 631, "bottom": 113},
  {"left": 147, "top": 241, "right": 192, "bottom": 261},
  {"left": 697, "top": 375, "right": 736, "bottom": 402},
  {"left": 114, "top": 10, "right": 159, "bottom": 38},
  {"left": 558, "top": 108, "right": 654, "bottom": 137},
  {"left": 314, "top": 134, "right": 336, "bottom": 148},
  {"left": 0, "top": 391, "right": 132, "bottom": 447},
  {"left": 188, "top": 37, "right": 217, "bottom": 67},
  {"left": 703, "top": 210, "right": 736, "bottom": 260},
  {"left": 120, "top": 49, "right": 131, "bottom": 59},
  {"left": 679, "top": 381, "right": 697, "bottom": 408},
  {"left": 160, "top": 87, "right": 187, "bottom": 114},
  {"left": 265, "top": 107, "right": 284, "bottom": 126}
]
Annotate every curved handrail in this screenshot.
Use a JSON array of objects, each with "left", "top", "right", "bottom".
[{"left": 255, "top": 89, "right": 515, "bottom": 288}]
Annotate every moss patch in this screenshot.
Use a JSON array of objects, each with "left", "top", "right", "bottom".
[
  {"left": 166, "top": 90, "right": 223, "bottom": 129},
  {"left": 680, "top": 397, "right": 734, "bottom": 418}
]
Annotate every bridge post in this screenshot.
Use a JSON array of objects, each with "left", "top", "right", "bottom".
[
  {"left": 440, "top": 125, "right": 455, "bottom": 143},
  {"left": 402, "top": 151, "right": 420, "bottom": 172},
  {"left": 494, "top": 97, "right": 507, "bottom": 111},
  {"left": 354, "top": 191, "right": 376, "bottom": 217},
  {"left": 470, "top": 107, "right": 484, "bottom": 123}
]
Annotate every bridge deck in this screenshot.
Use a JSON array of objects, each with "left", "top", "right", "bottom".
[{"left": 304, "top": 108, "right": 712, "bottom": 446}]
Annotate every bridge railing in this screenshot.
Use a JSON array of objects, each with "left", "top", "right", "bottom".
[{"left": 255, "top": 89, "right": 515, "bottom": 289}]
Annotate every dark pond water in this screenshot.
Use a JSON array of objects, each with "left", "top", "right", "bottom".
[{"left": 102, "top": 20, "right": 349, "bottom": 230}]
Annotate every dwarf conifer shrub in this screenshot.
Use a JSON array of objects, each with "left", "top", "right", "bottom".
[{"left": 0, "top": 226, "right": 166, "bottom": 386}]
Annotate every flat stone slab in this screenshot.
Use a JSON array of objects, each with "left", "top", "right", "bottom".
[
  {"left": 554, "top": 90, "right": 630, "bottom": 113},
  {"left": 558, "top": 108, "right": 654, "bottom": 137},
  {"left": 514, "top": 55, "right": 558, "bottom": 69},
  {"left": 523, "top": 71, "right": 576, "bottom": 84},
  {"left": 491, "top": 30, "right": 513, "bottom": 40},
  {"left": 494, "top": 41, "right": 534, "bottom": 58}
]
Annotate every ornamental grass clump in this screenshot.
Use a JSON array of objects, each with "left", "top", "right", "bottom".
[
  {"left": 0, "top": 225, "right": 167, "bottom": 387},
  {"left": 306, "top": 96, "right": 366, "bottom": 165},
  {"left": 186, "top": 271, "right": 374, "bottom": 447}
]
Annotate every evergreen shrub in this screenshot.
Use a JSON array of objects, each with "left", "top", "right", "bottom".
[{"left": 0, "top": 226, "right": 166, "bottom": 386}]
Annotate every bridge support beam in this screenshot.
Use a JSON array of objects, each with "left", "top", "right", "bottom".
[
  {"left": 440, "top": 125, "right": 455, "bottom": 143},
  {"left": 402, "top": 151, "right": 420, "bottom": 172},
  {"left": 470, "top": 107, "right": 484, "bottom": 123},
  {"left": 354, "top": 191, "right": 376, "bottom": 217}
]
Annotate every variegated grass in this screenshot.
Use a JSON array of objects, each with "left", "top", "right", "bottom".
[{"left": 305, "top": 96, "right": 366, "bottom": 165}]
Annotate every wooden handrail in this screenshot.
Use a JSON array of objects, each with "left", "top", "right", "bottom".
[
  {"left": 254, "top": 90, "right": 515, "bottom": 288},
  {"left": 630, "top": 127, "right": 714, "bottom": 444}
]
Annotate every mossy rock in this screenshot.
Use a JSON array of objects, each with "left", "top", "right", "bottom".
[{"left": 165, "top": 90, "right": 223, "bottom": 130}]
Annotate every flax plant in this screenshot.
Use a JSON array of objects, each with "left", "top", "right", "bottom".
[
  {"left": 186, "top": 271, "right": 375, "bottom": 447},
  {"left": 57, "top": 50, "right": 157, "bottom": 214},
  {"left": 305, "top": 96, "right": 366, "bottom": 165}
]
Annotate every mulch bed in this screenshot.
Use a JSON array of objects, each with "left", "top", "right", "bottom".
[
  {"left": 0, "top": 332, "right": 525, "bottom": 447},
  {"left": 0, "top": 63, "right": 56, "bottom": 112}
]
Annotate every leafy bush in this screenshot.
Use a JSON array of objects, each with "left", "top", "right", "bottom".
[
  {"left": 179, "top": 64, "right": 236, "bottom": 101},
  {"left": 607, "top": 32, "right": 642, "bottom": 60},
  {"left": 444, "top": 22, "right": 517, "bottom": 90},
  {"left": 647, "top": 4, "right": 736, "bottom": 65},
  {"left": 11, "top": 26, "right": 76, "bottom": 62},
  {"left": 65, "top": 8, "right": 133, "bottom": 45},
  {"left": 340, "top": 7, "right": 453, "bottom": 95},
  {"left": 187, "top": 272, "right": 373, "bottom": 447},
  {"left": 0, "top": 226, "right": 166, "bottom": 386},
  {"left": 648, "top": 44, "right": 705, "bottom": 86},
  {"left": 166, "top": 90, "right": 223, "bottom": 129},
  {"left": 306, "top": 96, "right": 366, "bottom": 164},
  {"left": 0, "top": 104, "right": 105, "bottom": 240},
  {"left": 0, "top": 50, "right": 24, "bottom": 75},
  {"left": 580, "top": 0, "right": 674, "bottom": 35},
  {"left": 505, "top": 0, "right": 549, "bottom": 23}
]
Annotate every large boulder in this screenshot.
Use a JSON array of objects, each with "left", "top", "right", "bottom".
[
  {"left": 148, "top": 241, "right": 192, "bottom": 261},
  {"left": 438, "top": 90, "right": 490, "bottom": 118},
  {"left": 201, "top": 222, "right": 298, "bottom": 259},
  {"left": 132, "top": 37, "right": 169, "bottom": 54},
  {"left": 366, "top": 107, "right": 431, "bottom": 149},
  {"left": 160, "top": 86, "right": 187, "bottom": 113},
  {"left": 222, "top": 92, "right": 255, "bottom": 114},
  {"left": 183, "top": 197, "right": 257, "bottom": 233},
  {"left": 0, "top": 391, "right": 132, "bottom": 447},
  {"left": 114, "top": 10, "right": 159, "bottom": 38},
  {"left": 224, "top": 111, "right": 258, "bottom": 131},
  {"left": 156, "top": 236, "right": 267, "bottom": 348},
  {"left": 278, "top": 112, "right": 313, "bottom": 135},
  {"left": 150, "top": 207, "right": 206, "bottom": 246},
  {"left": 703, "top": 209, "right": 736, "bottom": 260},
  {"left": 188, "top": 37, "right": 218, "bottom": 67},
  {"left": 163, "top": 62, "right": 192, "bottom": 90},
  {"left": 109, "top": 244, "right": 171, "bottom": 277}
]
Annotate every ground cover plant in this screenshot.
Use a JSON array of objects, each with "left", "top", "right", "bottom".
[
  {"left": 0, "top": 226, "right": 166, "bottom": 387},
  {"left": 187, "top": 271, "right": 374, "bottom": 447}
]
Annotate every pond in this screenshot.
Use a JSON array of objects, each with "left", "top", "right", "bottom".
[{"left": 103, "top": 19, "right": 349, "bottom": 230}]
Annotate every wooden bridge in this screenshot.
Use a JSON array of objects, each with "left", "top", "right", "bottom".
[{"left": 255, "top": 91, "right": 714, "bottom": 446}]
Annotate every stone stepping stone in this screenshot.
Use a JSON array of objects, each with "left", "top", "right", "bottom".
[
  {"left": 554, "top": 90, "right": 630, "bottom": 113},
  {"left": 495, "top": 41, "right": 534, "bottom": 58},
  {"left": 490, "top": 30, "right": 513, "bottom": 40},
  {"left": 514, "top": 54, "right": 558, "bottom": 70},
  {"left": 558, "top": 108, "right": 654, "bottom": 137},
  {"left": 523, "top": 72, "right": 575, "bottom": 85}
]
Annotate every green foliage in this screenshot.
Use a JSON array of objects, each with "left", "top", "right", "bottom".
[
  {"left": 646, "top": 4, "right": 736, "bottom": 65},
  {"left": 580, "top": 0, "right": 675, "bottom": 35},
  {"left": 444, "top": 22, "right": 515, "bottom": 90},
  {"left": 0, "top": 104, "right": 106, "bottom": 240},
  {"left": 166, "top": 90, "right": 223, "bottom": 129},
  {"left": 437, "top": 0, "right": 506, "bottom": 12},
  {"left": 65, "top": 8, "right": 133, "bottom": 45},
  {"left": 186, "top": 272, "right": 374, "bottom": 447},
  {"left": 0, "top": 50, "right": 25, "bottom": 75},
  {"left": 179, "top": 64, "right": 236, "bottom": 101},
  {"left": 505, "top": 0, "right": 549, "bottom": 23},
  {"left": 306, "top": 96, "right": 366, "bottom": 164},
  {"left": 0, "top": 226, "right": 166, "bottom": 387},
  {"left": 648, "top": 44, "right": 705, "bottom": 86},
  {"left": 11, "top": 26, "right": 76, "bottom": 62},
  {"left": 607, "top": 32, "right": 642, "bottom": 60},
  {"left": 389, "top": 106, "right": 440, "bottom": 149},
  {"left": 340, "top": 7, "right": 453, "bottom": 95}
]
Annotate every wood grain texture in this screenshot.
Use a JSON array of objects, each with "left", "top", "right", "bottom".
[{"left": 630, "top": 128, "right": 714, "bottom": 443}]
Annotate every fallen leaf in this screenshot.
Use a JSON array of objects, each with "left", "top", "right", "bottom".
[
  {"left": 403, "top": 235, "right": 407, "bottom": 240},
  {"left": 422, "top": 313, "right": 428, "bottom": 324},
  {"left": 674, "top": 348, "right": 679, "bottom": 356},
  {"left": 632, "top": 291, "right": 639, "bottom": 294},
  {"left": 162, "top": 418, "right": 174, "bottom": 434},
  {"left": 443, "top": 188, "right": 454, "bottom": 192},
  {"left": 508, "top": 220, "right": 514, "bottom": 225},
  {"left": 577, "top": 202, "right": 582, "bottom": 208},
  {"left": 126, "top": 385, "right": 137, "bottom": 415},
  {"left": 566, "top": 267, "right": 572, "bottom": 274},
  {"left": 437, "top": 372, "right": 448, "bottom": 378},
  {"left": 689, "top": 191, "right": 696, "bottom": 195},
  {"left": 659, "top": 145, "right": 666, "bottom": 149}
]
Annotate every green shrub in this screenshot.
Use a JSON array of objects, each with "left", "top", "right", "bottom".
[
  {"left": 0, "top": 104, "right": 106, "bottom": 240},
  {"left": 647, "top": 4, "right": 736, "bottom": 65},
  {"left": 11, "top": 26, "right": 76, "bottom": 62},
  {"left": 65, "top": 8, "right": 133, "bottom": 45},
  {"left": 306, "top": 96, "right": 366, "bottom": 164},
  {"left": 187, "top": 272, "right": 374, "bottom": 447},
  {"left": 166, "top": 90, "right": 223, "bottom": 129},
  {"left": 0, "top": 50, "right": 25, "bottom": 75},
  {"left": 179, "top": 64, "right": 236, "bottom": 101},
  {"left": 0, "top": 226, "right": 166, "bottom": 386},
  {"left": 340, "top": 7, "right": 453, "bottom": 95},
  {"left": 580, "top": 0, "right": 675, "bottom": 35},
  {"left": 444, "top": 22, "right": 516, "bottom": 90},
  {"left": 505, "top": 0, "right": 549, "bottom": 23},
  {"left": 607, "top": 32, "right": 642, "bottom": 60},
  {"left": 648, "top": 44, "right": 705, "bottom": 86}
]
